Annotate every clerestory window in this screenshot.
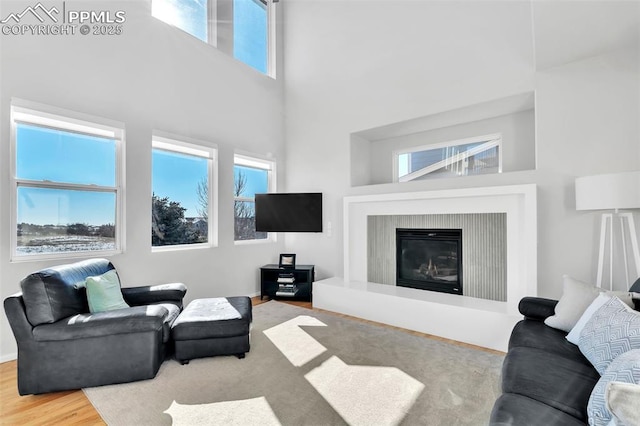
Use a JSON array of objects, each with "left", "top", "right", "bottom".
[
  {"left": 395, "top": 134, "right": 502, "bottom": 182},
  {"left": 233, "top": 0, "right": 269, "bottom": 74},
  {"left": 152, "top": 0, "right": 274, "bottom": 76},
  {"left": 151, "top": 0, "right": 208, "bottom": 43},
  {"left": 11, "top": 102, "right": 124, "bottom": 260}
]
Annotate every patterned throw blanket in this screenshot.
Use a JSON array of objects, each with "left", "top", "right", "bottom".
[{"left": 172, "top": 298, "right": 241, "bottom": 325}]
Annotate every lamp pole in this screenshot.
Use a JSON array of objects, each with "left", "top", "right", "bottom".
[{"left": 576, "top": 171, "right": 640, "bottom": 291}]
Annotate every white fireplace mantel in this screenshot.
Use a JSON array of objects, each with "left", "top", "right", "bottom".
[{"left": 313, "top": 184, "right": 537, "bottom": 351}]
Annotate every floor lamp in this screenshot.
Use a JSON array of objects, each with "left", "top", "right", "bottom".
[{"left": 575, "top": 171, "right": 640, "bottom": 290}]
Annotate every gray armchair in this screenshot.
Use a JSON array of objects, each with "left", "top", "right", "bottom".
[{"left": 4, "top": 258, "right": 186, "bottom": 395}]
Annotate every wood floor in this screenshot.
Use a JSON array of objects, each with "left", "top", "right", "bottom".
[{"left": 0, "top": 297, "right": 500, "bottom": 425}]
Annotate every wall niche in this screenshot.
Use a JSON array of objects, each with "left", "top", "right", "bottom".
[{"left": 350, "top": 92, "right": 536, "bottom": 187}]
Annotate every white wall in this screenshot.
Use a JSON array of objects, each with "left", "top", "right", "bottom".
[
  {"left": 534, "top": 47, "right": 640, "bottom": 288},
  {"left": 282, "top": 1, "right": 640, "bottom": 298},
  {"left": 0, "top": 0, "right": 285, "bottom": 360}
]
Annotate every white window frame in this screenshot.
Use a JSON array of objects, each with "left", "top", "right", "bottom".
[
  {"left": 151, "top": 0, "right": 277, "bottom": 77},
  {"left": 10, "top": 100, "right": 125, "bottom": 262},
  {"left": 266, "top": 0, "right": 277, "bottom": 78},
  {"left": 393, "top": 133, "right": 502, "bottom": 183},
  {"left": 232, "top": 0, "right": 277, "bottom": 77},
  {"left": 151, "top": 134, "right": 218, "bottom": 252},
  {"left": 233, "top": 152, "right": 276, "bottom": 244}
]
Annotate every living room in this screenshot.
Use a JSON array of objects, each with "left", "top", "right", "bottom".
[{"left": 1, "top": 0, "right": 639, "bottom": 424}]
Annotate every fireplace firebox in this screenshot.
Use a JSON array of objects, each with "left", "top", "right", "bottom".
[{"left": 396, "top": 228, "right": 463, "bottom": 295}]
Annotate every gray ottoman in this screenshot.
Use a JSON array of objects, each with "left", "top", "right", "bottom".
[{"left": 171, "top": 296, "right": 252, "bottom": 364}]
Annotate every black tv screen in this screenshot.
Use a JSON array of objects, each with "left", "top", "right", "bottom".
[{"left": 255, "top": 193, "right": 323, "bottom": 233}]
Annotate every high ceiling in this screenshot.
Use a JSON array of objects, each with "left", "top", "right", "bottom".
[{"left": 532, "top": 0, "right": 640, "bottom": 70}]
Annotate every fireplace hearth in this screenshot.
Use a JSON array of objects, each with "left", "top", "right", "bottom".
[{"left": 396, "top": 228, "right": 463, "bottom": 295}]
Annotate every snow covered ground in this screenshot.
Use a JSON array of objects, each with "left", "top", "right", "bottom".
[{"left": 16, "top": 236, "right": 115, "bottom": 254}]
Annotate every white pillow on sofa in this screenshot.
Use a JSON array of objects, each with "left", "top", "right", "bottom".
[
  {"left": 544, "top": 275, "right": 600, "bottom": 332},
  {"left": 545, "top": 275, "right": 636, "bottom": 333}
]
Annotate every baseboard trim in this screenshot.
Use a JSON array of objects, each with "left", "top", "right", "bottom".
[{"left": 1, "top": 353, "right": 17, "bottom": 363}]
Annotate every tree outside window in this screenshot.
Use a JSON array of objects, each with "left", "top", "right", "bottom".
[
  {"left": 234, "top": 155, "right": 273, "bottom": 241},
  {"left": 152, "top": 138, "right": 214, "bottom": 248}
]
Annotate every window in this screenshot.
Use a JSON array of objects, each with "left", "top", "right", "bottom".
[
  {"left": 11, "top": 103, "right": 124, "bottom": 260},
  {"left": 395, "top": 134, "right": 502, "bottom": 182},
  {"left": 152, "top": 0, "right": 274, "bottom": 76},
  {"left": 234, "top": 154, "right": 274, "bottom": 241},
  {"left": 151, "top": 0, "right": 208, "bottom": 43},
  {"left": 233, "top": 0, "right": 268, "bottom": 74},
  {"left": 152, "top": 136, "right": 216, "bottom": 249}
]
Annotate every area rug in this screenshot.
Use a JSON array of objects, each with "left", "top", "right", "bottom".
[{"left": 83, "top": 301, "right": 504, "bottom": 425}]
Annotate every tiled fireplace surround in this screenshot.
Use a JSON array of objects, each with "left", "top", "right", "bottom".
[{"left": 314, "top": 184, "right": 537, "bottom": 352}]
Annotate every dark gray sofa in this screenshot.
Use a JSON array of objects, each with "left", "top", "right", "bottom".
[
  {"left": 4, "top": 258, "right": 186, "bottom": 395},
  {"left": 489, "top": 278, "right": 640, "bottom": 425}
]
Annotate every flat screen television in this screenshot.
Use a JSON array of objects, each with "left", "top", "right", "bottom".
[{"left": 255, "top": 193, "right": 323, "bottom": 233}]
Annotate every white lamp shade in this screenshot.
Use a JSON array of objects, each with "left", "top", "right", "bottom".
[{"left": 575, "top": 171, "right": 640, "bottom": 211}]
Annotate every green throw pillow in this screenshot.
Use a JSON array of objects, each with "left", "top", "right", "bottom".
[{"left": 85, "top": 270, "right": 130, "bottom": 313}]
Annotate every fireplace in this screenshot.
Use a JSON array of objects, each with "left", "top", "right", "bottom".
[{"left": 396, "top": 228, "right": 463, "bottom": 295}]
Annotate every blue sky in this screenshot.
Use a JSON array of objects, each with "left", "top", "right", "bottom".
[
  {"left": 152, "top": 149, "right": 208, "bottom": 218},
  {"left": 152, "top": 0, "right": 208, "bottom": 42},
  {"left": 17, "top": 124, "right": 270, "bottom": 226},
  {"left": 16, "top": 124, "right": 117, "bottom": 226},
  {"left": 17, "top": 187, "right": 116, "bottom": 227},
  {"left": 17, "top": 124, "right": 115, "bottom": 186},
  {"left": 233, "top": 0, "right": 268, "bottom": 74},
  {"left": 234, "top": 165, "right": 269, "bottom": 199}
]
